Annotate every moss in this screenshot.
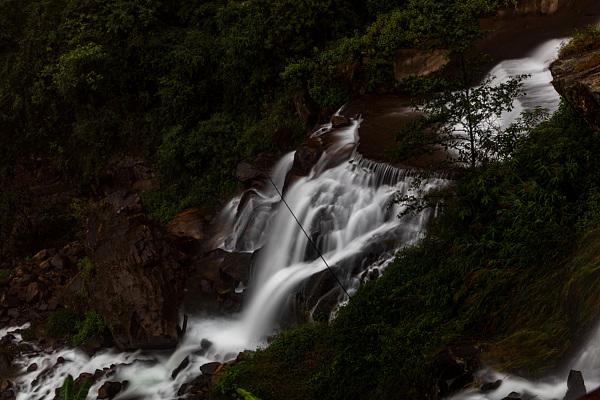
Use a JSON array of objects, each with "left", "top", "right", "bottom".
[
  {"left": 560, "top": 26, "right": 600, "bottom": 58},
  {"left": 46, "top": 309, "right": 78, "bottom": 339},
  {"left": 72, "top": 311, "right": 105, "bottom": 346},
  {"left": 76, "top": 257, "right": 94, "bottom": 277}
]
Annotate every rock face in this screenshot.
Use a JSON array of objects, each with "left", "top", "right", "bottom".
[
  {"left": 85, "top": 191, "right": 185, "bottom": 350},
  {"left": 394, "top": 49, "right": 450, "bottom": 82},
  {"left": 551, "top": 47, "right": 600, "bottom": 131},
  {"left": 513, "top": 0, "right": 571, "bottom": 15},
  {"left": 564, "top": 370, "right": 587, "bottom": 400}
]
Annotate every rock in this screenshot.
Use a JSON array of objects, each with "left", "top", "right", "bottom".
[
  {"left": 565, "top": 370, "right": 587, "bottom": 400},
  {"left": 200, "top": 362, "right": 222, "bottom": 376},
  {"left": 74, "top": 372, "right": 94, "bottom": 392},
  {"left": 97, "top": 381, "right": 122, "bottom": 399},
  {"left": 511, "top": 0, "right": 566, "bottom": 15},
  {"left": 24, "top": 282, "right": 40, "bottom": 303},
  {"left": 551, "top": 46, "right": 600, "bottom": 132},
  {"left": 168, "top": 208, "right": 207, "bottom": 242},
  {"left": 481, "top": 379, "right": 502, "bottom": 392},
  {"left": 0, "top": 351, "right": 13, "bottom": 377},
  {"left": 32, "top": 249, "right": 51, "bottom": 264},
  {"left": 26, "top": 363, "right": 38, "bottom": 373},
  {"left": 288, "top": 137, "right": 324, "bottom": 179},
  {"left": 430, "top": 346, "right": 481, "bottom": 398},
  {"left": 49, "top": 254, "right": 64, "bottom": 269},
  {"left": 394, "top": 49, "right": 450, "bottom": 82},
  {"left": 235, "top": 162, "right": 265, "bottom": 183},
  {"left": 84, "top": 191, "right": 185, "bottom": 350},
  {"left": 171, "top": 356, "right": 190, "bottom": 379},
  {"left": 502, "top": 392, "right": 522, "bottom": 400},
  {"left": 98, "top": 157, "right": 159, "bottom": 195},
  {"left": 331, "top": 115, "right": 350, "bottom": 128}
]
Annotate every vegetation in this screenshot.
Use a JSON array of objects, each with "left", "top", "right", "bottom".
[
  {"left": 59, "top": 375, "right": 93, "bottom": 400},
  {"left": 0, "top": 0, "right": 510, "bottom": 222},
  {"left": 217, "top": 104, "right": 600, "bottom": 399},
  {"left": 46, "top": 309, "right": 106, "bottom": 345},
  {"left": 560, "top": 25, "right": 600, "bottom": 58}
]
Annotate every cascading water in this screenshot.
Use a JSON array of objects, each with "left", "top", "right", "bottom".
[{"left": 3, "top": 115, "right": 447, "bottom": 399}]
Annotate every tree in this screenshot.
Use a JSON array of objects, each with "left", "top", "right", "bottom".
[{"left": 402, "top": 56, "right": 533, "bottom": 170}]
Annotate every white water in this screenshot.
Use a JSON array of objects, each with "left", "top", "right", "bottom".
[{"left": 4, "top": 116, "right": 447, "bottom": 399}]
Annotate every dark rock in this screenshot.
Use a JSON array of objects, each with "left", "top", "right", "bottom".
[
  {"left": 26, "top": 363, "right": 38, "bottom": 373},
  {"left": 287, "top": 137, "right": 324, "bottom": 179},
  {"left": 502, "top": 392, "right": 522, "bottom": 400},
  {"left": 171, "top": 356, "right": 190, "bottom": 379},
  {"left": 235, "top": 162, "right": 265, "bottom": 183},
  {"left": 56, "top": 356, "right": 65, "bottom": 364},
  {"left": 564, "top": 370, "right": 587, "bottom": 400},
  {"left": 49, "top": 254, "right": 65, "bottom": 269},
  {"left": 394, "top": 48, "right": 450, "bottom": 82},
  {"left": 0, "top": 351, "right": 13, "bottom": 377},
  {"left": 32, "top": 249, "right": 52, "bottom": 264},
  {"left": 84, "top": 191, "right": 185, "bottom": 350},
  {"left": 430, "top": 346, "right": 481, "bottom": 398},
  {"left": 24, "top": 282, "right": 40, "bottom": 303},
  {"left": 168, "top": 208, "right": 207, "bottom": 242},
  {"left": 97, "top": 381, "right": 123, "bottom": 399},
  {"left": 551, "top": 47, "right": 600, "bottom": 132},
  {"left": 74, "top": 372, "right": 94, "bottom": 392},
  {"left": 200, "top": 362, "right": 222, "bottom": 376},
  {"left": 331, "top": 115, "right": 350, "bottom": 128},
  {"left": 481, "top": 379, "right": 502, "bottom": 392}
]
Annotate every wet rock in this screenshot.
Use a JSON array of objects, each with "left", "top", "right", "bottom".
[
  {"left": 331, "top": 115, "right": 350, "bottom": 128},
  {"left": 481, "top": 379, "right": 502, "bottom": 392},
  {"left": 171, "top": 356, "right": 190, "bottom": 379},
  {"left": 551, "top": 47, "right": 600, "bottom": 132},
  {"left": 168, "top": 208, "right": 207, "bottom": 242},
  {"left": 288, "top": 137, "right": 324, "bottom": 179},
  {"left": 502, "top": 392, "right": 522, "bottom": 400},
  {"left": 236, "top": 162, "right": 265, "bottom": 183},
  {"left": 74, "top": 372, "right": 94, "bottom": 392},
  {"left": 85, "top": 191, "right": 185, "bottom": 350},
  {"left": 394, "top": 49, "right": 450, "bottom": 82},
  {"left": 200, "top": 362, "right": 222, "bottom": 376},
  {"left": 32, "top": 249, "right": 52, "bottom": 264},
  {"left": 26, "top": 363, "right": 38, "bottom": 373},
  {"left": 430, "top": 346, "right": 481, "bottom": 398},
  {"left": 97, "top": 381, "right": 123, "bottom": 399},
  {"left": 49, "top": 254, "right": 65, "bottom": 269},
  {"left": 564, "top": 370, "right": 587, "bottom": 400},
  {"left": 24, "top": 282, "right": 40, "bottom": 303}
]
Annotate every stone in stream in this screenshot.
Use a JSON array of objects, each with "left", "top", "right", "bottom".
[
  {"left": 200, "top": 362, "right": 222, "bottom": 376},
  {"left": 171, "top": 356, "right": 190, "bottom": 379},
  {"left": 480, "top": 379, "right": 502, "bottom": 392},
  {"left": 564, "top": 370, "right": 587, "bottom": 400},
  {"left": 97, "top": 381, "right": 124, "bottom": 399}
]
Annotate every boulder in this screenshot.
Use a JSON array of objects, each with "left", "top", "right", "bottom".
[
  {"left": 235, "top": 162, "right": 265, "bottom": 183},
  {"left": 331, "top": 115, "right": 350, "bottom": 128},
  {"left": 564, "top": 370, "right": 587, "bottom": 400},
  {"left": 171, "top": 356, "right": 190, "bottom": 379},
  {"left": 200, "top": 362, "right": 222, "bottom": 376},
  {"left": 394, "top": 49, "right": 450, "bottom": 82},
  {"left": 430, "top": 346, "right": 481, "bottom": 398},
  {"left": 551, "top": 47, "right": 600, "bottom": 131},
  {"left": 85, "top": 191, "right": 185, "bottom": 350},
  {"left": 481, "top": 379, "right": 502, "bottom": 392},
  {"left": 97, "top": 381, "right": 123, "bottom": 399},
  {"left": 288, "top": 137, "right": 324, "bottom": 179},
  {"left": 168, "top": 208, "right": 207, "bottom": 242}
]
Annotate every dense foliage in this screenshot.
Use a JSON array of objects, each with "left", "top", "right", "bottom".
[
  {"left": 0, "top": 0, "right": 509, "bottom": 222},
  {"left": 217, "top": 104, "right": 600, "bottom": 399}
]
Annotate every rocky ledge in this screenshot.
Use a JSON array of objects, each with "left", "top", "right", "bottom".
[{"left": 551, "top": 39, "right": 600, "bottom": 131}]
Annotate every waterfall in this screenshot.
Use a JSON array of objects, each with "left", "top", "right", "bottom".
[
  {"left": 1, "top": 31, "right": 581, "bottom": 400},
  {"left": 5, "top": 116, "right": 447, "bottom": 399}
]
